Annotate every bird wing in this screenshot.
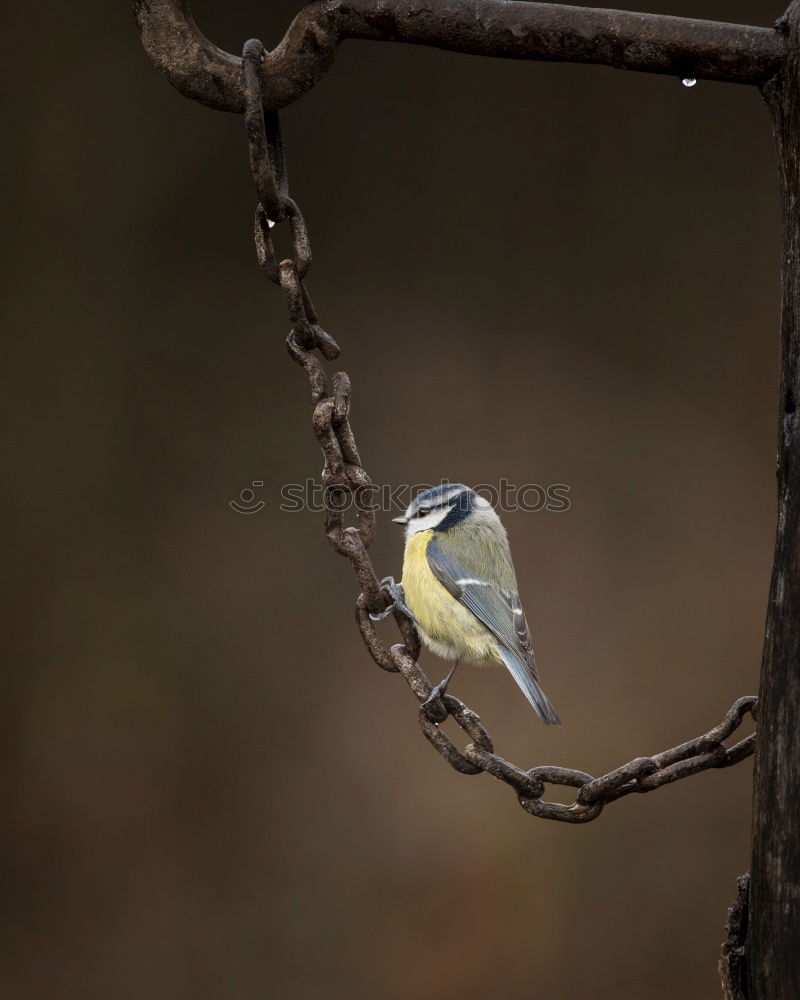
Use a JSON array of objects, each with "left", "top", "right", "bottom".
[
  {"left": 425, "top": 537, "right": 538, "bottom": 678},
  {"left": 426, "top": 538, "right": 560, "bottom": 725}
]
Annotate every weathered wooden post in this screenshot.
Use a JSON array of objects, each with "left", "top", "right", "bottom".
[{"left": 747, "top": 5, "right": 800, "bottom": 997}]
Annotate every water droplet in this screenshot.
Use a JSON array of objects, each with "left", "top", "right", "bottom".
[{"left": 682, "top": 77, "right": 697, "bottom": 88}]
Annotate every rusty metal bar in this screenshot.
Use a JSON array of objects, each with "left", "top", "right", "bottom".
[{"left": 133, "top": 0, "right": 786, "bottom": 113}]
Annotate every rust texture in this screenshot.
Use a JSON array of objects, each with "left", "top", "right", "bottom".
[{"left": 133, "top": 0, "right": 786, "bottom": 113}]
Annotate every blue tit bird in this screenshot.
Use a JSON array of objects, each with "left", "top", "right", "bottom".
[{"left": 390, "top": 483, "right": 560, "bottom": 725}]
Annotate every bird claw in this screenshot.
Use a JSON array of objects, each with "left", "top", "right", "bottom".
[
  {"left": 421, "top": 681, "right": 449, "bottom": 723},
  {"left": 369, "top": 577, "right": 418, "bottom": 625}
]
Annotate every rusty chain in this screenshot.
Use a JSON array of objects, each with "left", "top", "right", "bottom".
[{"left": 241, "top": 38, "right": 758, "bottom": 824}]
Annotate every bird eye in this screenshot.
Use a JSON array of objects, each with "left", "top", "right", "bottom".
[{"left": 418, "top": 507, "right": 431, "bottom": 517}]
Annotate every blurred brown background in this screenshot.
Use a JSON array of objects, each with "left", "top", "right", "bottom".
[{"left": 2, "top": 1, "right": 785, "bottom": 997}]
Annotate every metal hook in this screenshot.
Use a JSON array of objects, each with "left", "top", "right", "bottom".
[{"left": 133, "top": 0, "right": 784, "bottom": 115}]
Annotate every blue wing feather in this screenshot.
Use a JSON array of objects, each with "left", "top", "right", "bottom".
[{"left": 426, "top": 538, "right": 560, "bottom": 725}]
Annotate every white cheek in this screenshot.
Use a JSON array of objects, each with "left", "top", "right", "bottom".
[{"left": 405, "top": 509, "right": 448, "bottom": 536}]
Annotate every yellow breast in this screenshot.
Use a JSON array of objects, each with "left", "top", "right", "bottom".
[
  {"left": 401, "top": 530, "right": 498, "bottom": 663},
  {"left": 402, "top": 530, "right": 439, "bottom": 631}
]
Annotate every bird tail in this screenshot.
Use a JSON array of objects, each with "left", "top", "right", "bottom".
[{"left": 497, "top": 647, "right": 561, "bottom": 726}]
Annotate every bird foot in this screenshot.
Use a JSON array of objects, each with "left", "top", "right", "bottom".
[
  {"left": 369, "top": 577, "right": 418, "bottom": 625},
  {"left": 421, "top": 679, "right": 450, "bottom": 723}
]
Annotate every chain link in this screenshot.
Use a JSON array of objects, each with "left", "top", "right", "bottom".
[{"left": 241, "top": 39, "right": 758, "bottom": 823}]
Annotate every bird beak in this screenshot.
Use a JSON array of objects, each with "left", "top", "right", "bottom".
[{"left": 392, "top": 515, "right": 408, "bottom": 525}]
